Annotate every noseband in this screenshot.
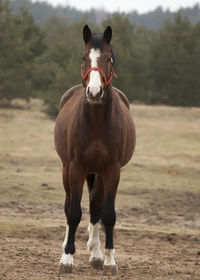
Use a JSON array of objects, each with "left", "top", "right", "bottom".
[{"left": 81, "top": 62, "right": 117, "bottom": 89}]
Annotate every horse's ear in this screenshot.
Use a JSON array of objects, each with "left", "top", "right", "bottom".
[
  {"left": 83, "top": 25, "right": 92, "bottom": 44},
  {"left": 103, "top": 25, "right": 112, "bottom": 44}
]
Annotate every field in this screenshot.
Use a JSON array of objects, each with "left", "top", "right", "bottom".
[{"left": 0, "top": 99, "right": 200, "bottom": 280}]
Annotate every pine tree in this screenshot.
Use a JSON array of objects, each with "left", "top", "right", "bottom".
[
  {"left": 0, "top": 0, "right": 46, "bottom": 102},
  {"left": 103, "top": 13, "right": 151, "bottom": 103},
  {"left": 150, "top": 13, "right": 200, "bottom": 106}
]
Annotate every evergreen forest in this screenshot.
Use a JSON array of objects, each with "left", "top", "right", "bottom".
[{"left": 1, "top": 0, "right": 200, "bottom": 115}]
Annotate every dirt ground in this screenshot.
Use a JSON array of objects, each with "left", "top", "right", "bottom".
[{"left": 0, "top": 99, "right": 200, "bottom": 279}]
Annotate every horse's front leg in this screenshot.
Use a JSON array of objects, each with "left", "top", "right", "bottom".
[
  {"left": 59, "top": 165, "right": 72, "bottom": 273},
  {"left": 59, "top": 162, "right": 86, "bottom": 274},
  {"left": 87, "top": 175, "right": 104, "bottom": 269},
  {"left": 101, "top": 164, "right": 120, "bottom": 275}
]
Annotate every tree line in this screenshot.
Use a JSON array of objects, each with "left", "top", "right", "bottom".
[
  {"left": 11, "top": 0, "right": 200, "bottom": 29},
  {"left": 1, "top": 0, "right": 200, "bottom": 115}
]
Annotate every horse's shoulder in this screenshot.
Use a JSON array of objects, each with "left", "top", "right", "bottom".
[
  {"left": 59, "top": 84, "right": 83, "bottom": 111},
  {"left": 113, "top": 87, "right": 130, "bottom": 109}
]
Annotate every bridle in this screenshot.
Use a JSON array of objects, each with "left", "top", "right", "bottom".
[{"left": 81, "top": 61, "right": 118, "bottom": 89}]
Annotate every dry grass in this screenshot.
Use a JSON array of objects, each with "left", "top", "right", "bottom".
[
  {"left": 0, "top": 99, "right": 200, "bottom": 236},
  {"left": 1, "top": 99, "right": 200, "bottom": 280}
]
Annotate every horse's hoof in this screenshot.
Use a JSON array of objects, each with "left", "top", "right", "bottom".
[
  {"left": 89, "top": 258, "right": 103, "bottom": 270},
  {"left": 58, "top": 263, "right": 73, "bottom": 274},
  {"left": 103, "top": 264, "right": 118, "bottom": 275}
]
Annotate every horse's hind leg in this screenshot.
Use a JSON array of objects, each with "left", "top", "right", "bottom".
[
  {"left": 59, "top": 163, "right": 86, "bottom": 274},
  {"left": 87, "top": 174, "right": 104, "bottom": 269},
  {"left": 101, "top": 165, "right": 120, "bottom": 275},
  {"left": 86, "top": 174, "right": 95, "bottom": 193}
]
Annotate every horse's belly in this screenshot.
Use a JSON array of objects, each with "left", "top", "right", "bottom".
[{"left": 80, "top": 140, "right": 109, "bottom": 172}]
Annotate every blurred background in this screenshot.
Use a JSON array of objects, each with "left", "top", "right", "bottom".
[
  {"left": 1, "top": 0, "right": 200, "bottom": 114},
  {"left": 0, "top": 1, "right": 200, "bottom": 279}
]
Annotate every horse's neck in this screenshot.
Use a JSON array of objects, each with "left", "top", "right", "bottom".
[{"left": 83, "top": 87, "right": 113, "bottom": 126}]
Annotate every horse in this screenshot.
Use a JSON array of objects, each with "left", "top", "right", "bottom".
[{"left": 54, "top": 25, "right": 136, "bottom": 275}]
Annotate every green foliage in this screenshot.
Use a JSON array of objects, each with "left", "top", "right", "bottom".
[
  {"left": 1, "top": 1, "right": 200, "bottom": 115},
  {"left": 37, "top": 18, "right": 86, "bottom": 115},
  {"left": 0, "top": 0, "right": 46, "bottom": 101},
  {"left": 103, "top": 14, "right": 151, "bottom": 103},
  {"left": 149, "top": 13, "right": 200, "bottom": 106}
]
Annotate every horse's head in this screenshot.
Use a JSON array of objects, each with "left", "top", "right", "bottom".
[{"left": 82, "top": 25, "right": 116, "bottom": 104}]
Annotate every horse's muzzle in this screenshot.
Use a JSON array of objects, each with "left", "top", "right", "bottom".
[{"left": 86, "top": 86, "right": 104, "bottom": 103}]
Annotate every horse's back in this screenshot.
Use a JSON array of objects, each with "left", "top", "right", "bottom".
[
  {"left": 112, "top": 88, "right": 135, "bottom": 166},
  {"left": 55, "top": 85, "right": 84, "bottom": 163},
  {"left": 59, "top": 85, "right": 129, "bottom": 111},
  {"left": 59, "top": 84, "right": 83, "bottom": 111},
  {"left": 113, "top": 87, "right": 130, "bottom": 109}
]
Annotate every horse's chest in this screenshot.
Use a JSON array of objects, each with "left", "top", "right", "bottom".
[{"left": 76, "top": 140, "right": 110, "bottom": 172}]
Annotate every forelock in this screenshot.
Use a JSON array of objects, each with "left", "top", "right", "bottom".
[{"left": 91, "top": 33, "right": 103, "bottom": 49}]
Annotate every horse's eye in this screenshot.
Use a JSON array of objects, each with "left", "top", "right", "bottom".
[
  {"left": 107, "top": 58, "right": 111, "bottom": 63},
  {"left": 82, "top": 57, "right": 86, "bottom": 61}
]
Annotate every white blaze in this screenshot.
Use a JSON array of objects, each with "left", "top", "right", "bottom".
[{"left": 87, "top": 48, "right": 102, "bottom": 97}]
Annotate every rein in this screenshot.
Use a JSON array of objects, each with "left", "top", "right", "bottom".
[{"left": 81, "top": 62, "right": 118, "bottom": 89}]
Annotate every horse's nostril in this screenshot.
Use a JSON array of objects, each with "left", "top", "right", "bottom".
[
  {"left": 87, "top": 87, "right": 92, "bottom": 99},
  {"left": 86, "top": 86, "right": 103, "bottom": 101},
  {"left": 95, "top": 88, "right": 103, "bottom": 100},
  {"left": 87, "top": 87, "right": 90, "bottom": 96}
]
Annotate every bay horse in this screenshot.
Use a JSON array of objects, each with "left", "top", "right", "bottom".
[{"left": 54, "top": 25, "right": 136, "bottom": 275}]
